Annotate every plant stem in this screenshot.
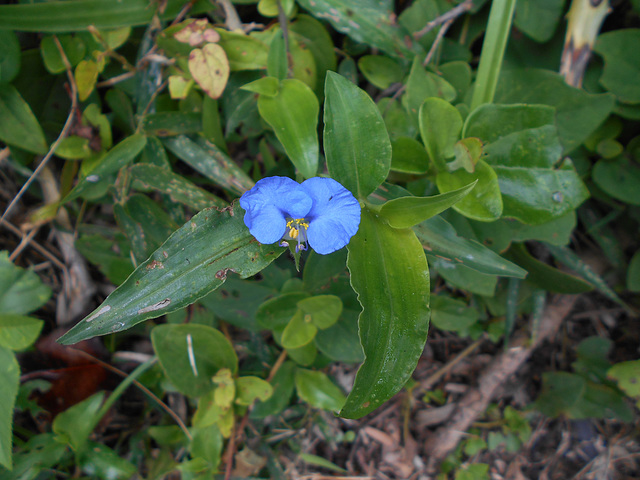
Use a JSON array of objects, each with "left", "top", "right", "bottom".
[{"left": 470, "top": 0, "right": 516, "bottom": 110}]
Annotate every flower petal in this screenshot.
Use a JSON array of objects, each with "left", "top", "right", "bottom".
[
  {"left": 301, "top": 177, "right": 361, "bottom": 255},
  {"left": 240, "top": 176, "right": 312, "bottom": 244}
]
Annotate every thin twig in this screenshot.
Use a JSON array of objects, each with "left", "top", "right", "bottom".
[
  {"left": 424, "top": 295, "right": 578, "bottom": 474},
  {"left": 67, "top": 348, "right": 193, "bottom": 441},
  {"left": 266, "top": 349, "right": 288, "bottom": 382},
  {"left": 1, "top": 219, "right": 67, "bottom": 270},
  {"left": 415, "top": 336, "right": 485, "bottom": 395},
  {"left": 277, "top": 0, "right": 293, "bottom": 77},
  {"left": 423, "top": 17, "right": 455, "bottom": 66},
  {"left": 9, "top": 226, "right": 39, "bottom": 262},
  {"left": 86, "top": 25, "right": 136, "bottom": 72},
  {"left": 414, "top": 0, "right": 474, "bottom": 40},
  {"left": 215, "top": 0, "right": 243, "bottom": 31},
  {"left": 96, "top": 71, "right": 137, "bottom": 89},
  {"left": 0, "top": 36, "right": 77, "bottom": 226}
]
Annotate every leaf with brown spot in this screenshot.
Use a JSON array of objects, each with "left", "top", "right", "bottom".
[{"left": 189, "top": 43, "right": 230, "bottom": 99}]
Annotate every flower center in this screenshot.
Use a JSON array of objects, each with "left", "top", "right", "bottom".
[{"left": 283, "top": 218, "right": 309, "bottom": 251}]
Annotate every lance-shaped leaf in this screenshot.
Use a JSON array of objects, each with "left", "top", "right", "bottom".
[
  {"left": 58, "top": 203, "right": 284, "bottom": 345},
  {"left": 163, "top": 135, "right": 254, "bottom": 196},
  {"left": 342, "top": 209, "right": 430, "bottom": 418},
  {"left": 379, "top": 181, "right": 477, "bottom": 229},
  {"left": 296, "top": 0, "right": 418, "bottom": 60},
  {"left": 0, "top": 0, "right": 212, "bottom": 32},
  {"left": 324, "top": 71, "right": 391, "bottom": 198},
  {"left": 414, "top": 215, "right": 527, "bottom": 278},
  {"left": 64, "top": 134, "right": 147, "bottom": 203},
  {"left": 129, "top": 163, "right": 226, "bottom": 210}
]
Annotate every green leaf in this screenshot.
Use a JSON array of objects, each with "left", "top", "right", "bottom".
[
  {"left": 534, "top": 371, "right": 584, "bottom": 418},
  {"left": 64, "top": 134, "right": 147, "bottom": 202},
  {"left": 216, "top": 29, "right": 269, "bottom": 71},
  {"left": 507, "top": 243, "right": 592, "bottom": 294},
  {"left": 419, "top": 97, "right": 463, "bottom": 171},
  {"left": 324, "top": 71, "right": 391, "bottom": 198},
  {"left": 0, "top": 85, "right": 47, "bottom": 154},
  {"left": 296, "top": 0, "right": 418, "bottom": 60},
  {"left": 470, "top": 0, "right": 516, "bottom": 109},
  {"left": 289, "top": 15, "right": 337, "bottom": 97},
  {"left": 235, "top": 376, "right": 273, "bottom": 406},
  {"left": 428, "top": 254, "right": 498, "bottom": 296},
  {"left": 0, "top": 315, "right": 43, "bottom": 351},
  {"left": 390, "top": 137, "right": 430, "bottom": 174},
  {"left": 152, "top": 324, "right": 238, "bottom": 398},
  {"left": 503, "top": 212, "right": 576, "bottom": 246},
  {"left": 358, "top": 55, "right": 403, "bottom": 89},
  {"left": 436, "top": 159, "right": 503, "bottom": 222},
  {"left": 200, "top": 277, "right": 277, "bottom": 331},
  {"left": 256, "top": 292, "right": 309, "bottom": 332},
  {"left": 78, "top": 442, "right": 137, "bottom": 480},
  {"left": 141, "top": 112, "right": 202, "bottom": 137},
  {"left": 129, "top": 163, "right": 226, "bottom": 211},
  {"left": 0, "top": 346, "right": 18, "bottom": 470},
  {"left": 514, "top": 0, "right": 565, "bottom": 43},
  {"left": 114, "top": 194, "right": 178, "bottom": 262},
  {"left": 627, "top": 250, "right": 640, "bottom": 292},
  {"left": 495, "top": 69, "right": 615, "bottom": 153},
  {"left": 53, "top": 392, "right": 105, "bottom": 452},
  {"left": 302, "top": 249, "right": 347, "bottom": 292},
  {"left": 297, "top": 295, "right": 343, "bottom": 329},
  {"left": 75, "top": 234, "right": 133, "bottom": 286},
  {"left": 0, "top": 30, "right": 20, "bottom": 84},
  {"left": 315, "top": 309, "right": 364, "bottom": 363},
  {"left": 257, "top": 79, "right": 319, "bottom": 179},
  {"left": 40, "top": 34, "right": 85, "bottom": 74},
  {"left": 295, "top": 368, "right": 346, "bottom": 412},
  {"left": 57, "top": 203, "right": 285, "bottom": 345},
  {"left": 380, "top": 181, "right": 477, "bottom": 229},
  {"left": 342, "top": 209, "right": 430, "bottom": 418},
  {"left": 404, "top": 58, "right": 457, "bottom": 125},
  {"left": 0, "top": 0, "right": 212, "bottom": 32},
  {"left": 430, "top": 295, "right": 479, "bottom": 335},
  {"left": 242, "top": 76, "right": 280, "bottom": 97},
  {"left": 190, "top": 425, "right": 223, "bottom": 471},
  {"left": 251, "top": 361, "right": 296, "bottom": 418},
  {"left": 281, "top": 309, "right": 317, "bottom": 349},
  {"left": 299, "top": 453, "right": 347, "bottom": 473},
  {"left": 464, "top": 103, "right": 589, "bottom": 224},
  {"left": 545, "top": 244, "right": 630, "bottom": 310},
  {"left": 163, "top": 135, "right": 255, "bottom": 197},
  {"left": 594, "top": 29, "right": 640, "bottom": 104},
  {"left": 592, "top": 157, "right": 640, "bottom": 206},
  {"left": 0, "top": 252, "right": 52, "bottom": 315}
]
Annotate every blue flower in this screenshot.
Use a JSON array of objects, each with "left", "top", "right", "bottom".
[{"left": 240, "top": 176, "right": 361, "bottom": 255}]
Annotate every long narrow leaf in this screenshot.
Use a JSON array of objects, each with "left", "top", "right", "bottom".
[{"left": 58, "top": 204, "right": 284, "bottom": 344}]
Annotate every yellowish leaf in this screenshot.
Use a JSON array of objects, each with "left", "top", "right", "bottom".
[{"left": 188, "top": 43, "right": 230, "bottom": 99}]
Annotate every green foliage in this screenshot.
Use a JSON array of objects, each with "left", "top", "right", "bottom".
[
  {"left": 2, "top": 0, "right": 640, "bottom": 477},
  {"left": 0, "top": 254, "right": 49, "bottom": 471}
]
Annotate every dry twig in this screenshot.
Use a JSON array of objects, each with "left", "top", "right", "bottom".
[{"left": 423, "top": 295, "right": 578, "bottom": 474}]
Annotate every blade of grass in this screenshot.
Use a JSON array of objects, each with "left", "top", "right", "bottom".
[{"left": 470, "top": 0, "right": 517, "bottom": 110}]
